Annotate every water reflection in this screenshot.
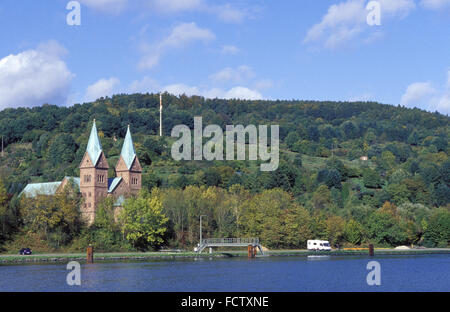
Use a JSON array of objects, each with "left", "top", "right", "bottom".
[{"left": 307, "top": 255, "right": 331, "bottom": 261}]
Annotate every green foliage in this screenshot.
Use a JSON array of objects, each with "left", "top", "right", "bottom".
[
  {"left": 0, "top": 94, "right": 448, "bottom": 250},
  {"left": 344, "top": 219, "right": 365, "bottom": 245},
  {"left": 48, "top": 134, "right": 78, "bottom": 165},
  {"left": 422, "top": 209, "right": 450, "bottom": 248},
  {"left": 0, "top": 177, "right": 9, "bottom": 244},
  {"left": 363, "top": 169, "right": 382, "bottom": 188},
  {"left": 367, "top": 210, "right": 407, "bottom": 246},
  {"left": 19, "top": 186, "right": 82, "bottom": 248},
  {"left": 119, "top": 189, "right": 169, "bottom": 251},
  {"left": 239, "top": 189, "right": 311, "bottom": 249}
]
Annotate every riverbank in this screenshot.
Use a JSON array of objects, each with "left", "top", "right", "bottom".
[{"left": 1, "top": 248, "right": 449, "bottom": 264}]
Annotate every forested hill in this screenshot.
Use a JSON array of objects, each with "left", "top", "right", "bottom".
[
  {"left": 0, "top": 93, "right": 448, "bottom": 196},
  {"left": 0, "top": 93, "right": 449, "bottom": 251}
]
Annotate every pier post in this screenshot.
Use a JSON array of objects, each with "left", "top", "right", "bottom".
[
  {"left": 87, "top": 245, "right": 94, "bottom": 263},
  {"left": 248, "top": 245, "right": 255, "bottom": 258},
  {"left": 369, "top": 244, "right": 374, "bottom": 257}
]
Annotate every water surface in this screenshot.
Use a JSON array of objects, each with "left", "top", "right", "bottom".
[{"left": 0, "top": 254, "right": 448, "bottom": 291}]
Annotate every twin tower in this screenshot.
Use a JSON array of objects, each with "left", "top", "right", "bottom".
[{"left": 79, "top": 120, "right": 142, "bottom": 224}]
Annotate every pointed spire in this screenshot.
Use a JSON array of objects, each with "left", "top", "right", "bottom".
[
  {"left": 86, "top": 120, "right": 103, "bottom": 165},
  {"left": 120, "top": 125, "right": 136, "bottom": 170}
]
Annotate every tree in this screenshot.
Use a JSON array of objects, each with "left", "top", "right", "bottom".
[
  {"left": 434, "top": 183, "right": 450, "bottom": 207},
  {"left": 90, "top": 197, "right": 125, "bottom": 251},
  {"left": 285, "top": 132, "right": 300, "bottom": 148},
  {"left": 386, "top": 183, "right": 410, "bottom": 205},
  {"left": 283, "top": 205, "right": 311, "bottom": 248},
  {"left": 312, "top": 185, "right": 333, "bottom": 210},
  {"left": 48, "top": 134, "right": 78, "bottom": 165},
  {"left": 326, "top": 158, "right": 347, "bottom": 178},
  {"left": 119, "top": 189, "right": 169, "bottom": 251},
  {"left": 422, "top": 209, "right": 450, "bottom": 248},
  {"left": 379, "top": 151, "right": 396, "bottom": 170},
  {"left": 161, "top": 188, "right": 188, "bottom": 244},
  {"left": 19, "top": 185, "right": 82, "bottom": 248},
  {"left": 293, "top": 154, "right": 302, "bottom": 168},
  {"left": 341, "top": 121, "right": 358, "bottom": 140},
  {"left": 317, "top": 169, "right": 342, "bottom": 189},
  {"left": 363, "top": 169, "right": 382, "bottom": 188},
  {"left": 325, "top": 215, "right": 346, "bottom": 247},
  {"left": 344, "top": 219, "right": 365, "bottom": 245},
  {"left": 0, "top": 177, "right": 9, "bottom": 240},
  {"left": 367, "top": 210, "right": 407, "bottom": 246},
  {"left": 379, "top": 201, "right": 398, "bottom": 217},
  {"left": 239, "top": 189, "right": 301, "bottom": 249}
]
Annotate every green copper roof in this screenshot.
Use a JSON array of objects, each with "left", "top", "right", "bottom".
[
  {"left": 20, "top": 182, "right": 62, "bottom": 198},
  {"left": 120, "top": 126, "right": 136, "bottom": 170},
  {"left": 20, "top": 177, "right": 81, "bottom": 198},
  {"left": 86, "top": 120, "right": 103, "bottom": 165}
]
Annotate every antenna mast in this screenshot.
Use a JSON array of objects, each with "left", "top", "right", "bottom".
[{"left": 159, "top": 93, "right": 163, "bottom": 137}]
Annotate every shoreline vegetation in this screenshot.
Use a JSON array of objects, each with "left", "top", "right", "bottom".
[{"left": 1, "top": 248, "right": 449, "bottom": 264}]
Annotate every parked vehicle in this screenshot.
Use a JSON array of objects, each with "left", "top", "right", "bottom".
[
  {"left": 307, "top": 240, "right": 331, "bottom": 251},
  {"left": 19, "top": 248, "right": 32, "bottom": 255}
]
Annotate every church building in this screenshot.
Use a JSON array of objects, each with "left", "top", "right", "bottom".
[{"left": 21, "top": 120, "right": 142, "bottom": 225}]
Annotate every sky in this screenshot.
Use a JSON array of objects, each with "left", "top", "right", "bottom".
[{"left": 0, "top": 0, "right": 449, "bottom": 114}]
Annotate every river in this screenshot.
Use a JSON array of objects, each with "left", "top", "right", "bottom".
[{"left": 0, "top": 254, "right": 448, "bottom": 291}]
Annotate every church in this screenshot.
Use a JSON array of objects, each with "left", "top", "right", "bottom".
[{"left": 21, "top": 120, "right": 142, "bottom": 224}]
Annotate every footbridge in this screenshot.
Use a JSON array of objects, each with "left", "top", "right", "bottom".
[{"left": 196, "top": 238, "right": 265, "bottom": 255}]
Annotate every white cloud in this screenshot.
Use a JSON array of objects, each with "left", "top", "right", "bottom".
[
  {"left": 128, "top": 76, "right": 160, "bottom": 93},
  {"left": 147, "top": 0, "right": 249, "bottom": 23},
  {"left": 79, "top": 0, "right": 251, "bottom": 23},
  {"left": 221, "top": 45, "right": 240, "bottom": 55},
  {"left": 147, "top": 0, "right": 203, "bottom": 13},
  {"left": 79, "top": 0, "right": 128, "bottom": 14},
  {"left": 163, "top": 84, "right": 263, "bottom": 100},
  {"left": 400, "top": 82, "right": 437, "bottom": 107},
  {"left": 436, "top": 94, "right": 450, "bottom": 113},
  {"left": 162, "top": 22, "right": 215, "bottom": 47},
  {"left": 421, "top": 0, "right": 450, "bottom": 9},
  {"left": 210, "top": 65, "right": 255, "bottom": 84},
  {"left": 253, "top": 79, "right": 274, "bottom": 90},
  {"left": 378, "top": 0, "right": 416, "bottom": 16},
  {"left": 304, "top": 0, "right": 415, "bottom": 48},
  {"left": 400, "top": 71, "right": 450, "bottom": 114},
  {"left": 304, "top": 0, "right": 366, "bottom": 48},
  {"left": 209, "top": 65, "right": 272, "bottom": 94},
  {"left": 0, "top": 41, "right": 74, "bottom": 110},
  {"left": 213, "top": 4, "right": 247, "bottom": 23},
  {"left": 138, "top": 22, "right": 215, "bottom": 70},
  {"left": 224, "top": 86, "right": 263, "bottom": 100},
  {"left": 84, "top": 77, "right": 121, "bottom": 102}
]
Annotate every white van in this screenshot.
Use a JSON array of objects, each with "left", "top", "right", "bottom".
[{"left": 307, "top": 240, "right": 331, "bottom": 251}]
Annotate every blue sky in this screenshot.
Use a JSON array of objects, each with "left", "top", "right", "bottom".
[{"left": 0, "top": 0, "right": 449, "bottom": 114}]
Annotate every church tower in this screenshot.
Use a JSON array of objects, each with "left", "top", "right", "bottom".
[
  {"left": 115, "top": 125, "right": 142, "bottom": 195},
  {"left": 79, "top": 120, "right": 109, "bottom": 224}
]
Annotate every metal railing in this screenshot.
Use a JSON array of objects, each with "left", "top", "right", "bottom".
[
  {"left": 201, "top": 238, "right": 260, "bottom": 245},
  {"left": 196, "top": 238, "right": 264, "bottom": 255}
]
